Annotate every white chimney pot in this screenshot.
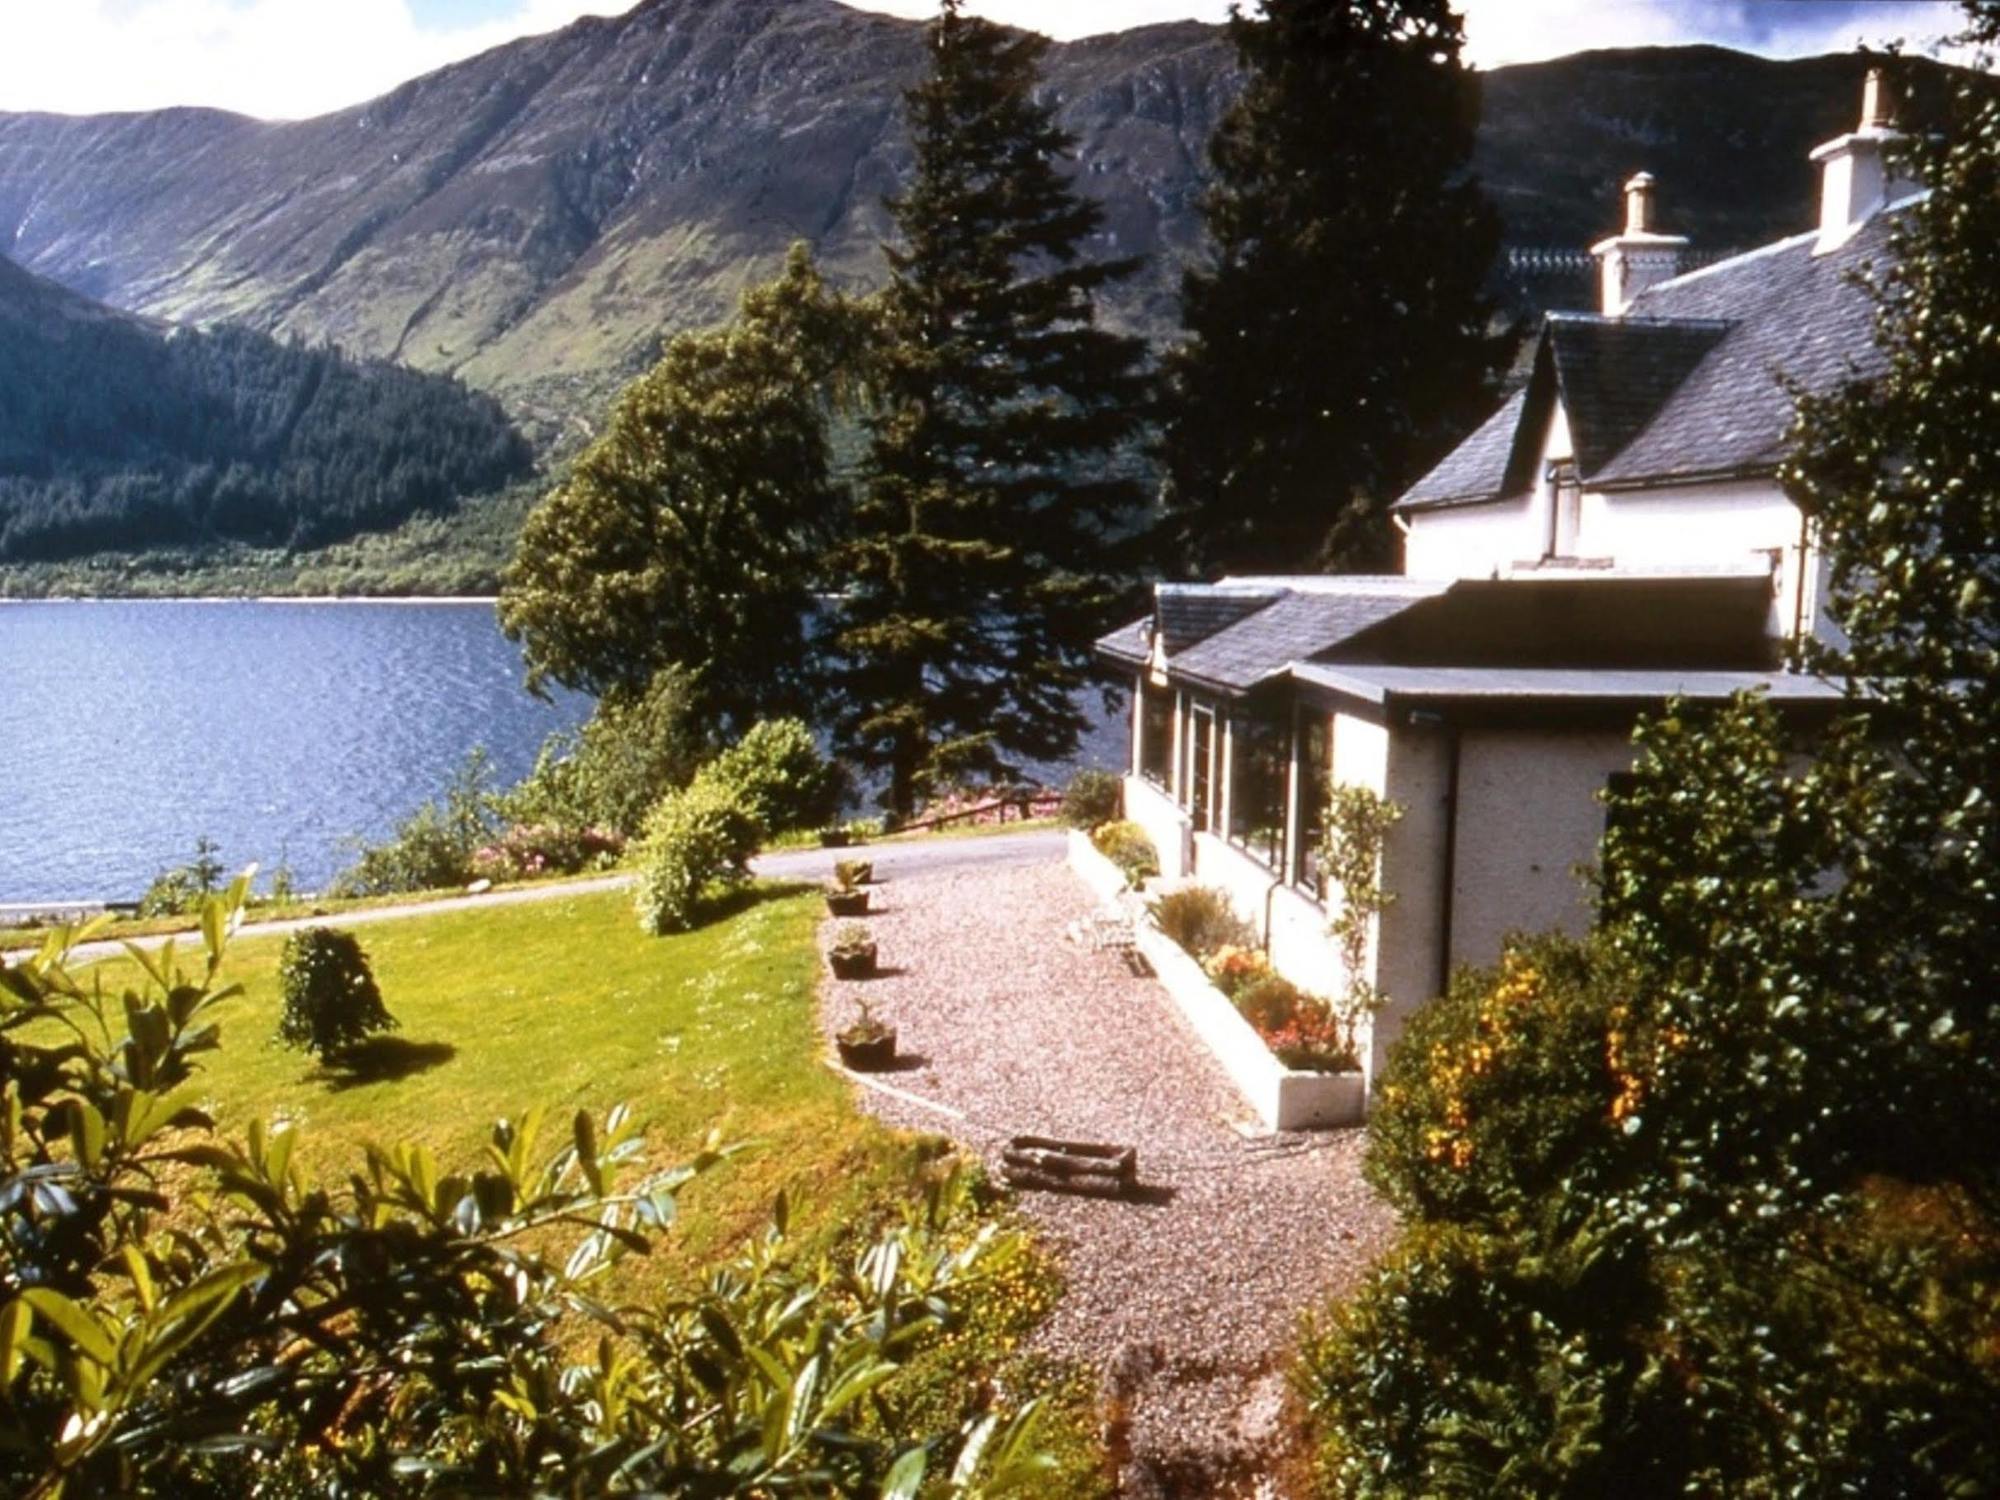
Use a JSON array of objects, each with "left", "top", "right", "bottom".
[
  {"left": 1810, "top": 67, "right": 1919, "bottom": 254},
  {"left": 1591, "top": 171, "right": 1689, "bottom": 316}
]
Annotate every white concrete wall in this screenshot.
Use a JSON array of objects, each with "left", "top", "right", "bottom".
[
  {"left": 1372, "top": 725, "right": 1452, "bottom": 1082},
  {"left": 1125, "top": 775, "right": 1192, "bottom": 882},
  {"left": 1403, "top": 492, "right": 1538, "bottom": 579}
]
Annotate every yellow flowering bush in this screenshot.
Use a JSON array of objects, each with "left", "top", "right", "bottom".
[{"left": 1366, "top": 934, "right": 1635, "bottom": 1226}]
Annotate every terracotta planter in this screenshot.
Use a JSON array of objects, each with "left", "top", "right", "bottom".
[
  {"left": 828, "top": 947, "right": 877, "bottom": 980},
  {"left": 824, "top": 889, "right": 871, "bottom": 917},
  {"left": 837, "top": 1027, "right": 897, "bottom": 1071}
]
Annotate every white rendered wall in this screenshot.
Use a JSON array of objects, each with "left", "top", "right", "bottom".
[
  {"left": 1403, "top": 493, "right": 1539, "bottom": 579},
  {"left": 1447, "top": 728, "right": 1639, "bottom": 969}
]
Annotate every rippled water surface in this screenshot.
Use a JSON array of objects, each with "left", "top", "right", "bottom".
[
  {"left": 1, "top": 600, "right": 1129, "bottom": 905},
  {"left": 0, "top": 601, "right": 591, "bottom": 903}
]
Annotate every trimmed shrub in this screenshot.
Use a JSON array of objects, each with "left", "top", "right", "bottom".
[
  {"left": 703, "top": 719, "right": 844, "bottom": 835},
  {"left": 633, "top": 779, "right": 762, "bottom": 935},
  {"left": 276, "top": 927, "right": 397, "bottom": 1061},
  {"left": 1148, "top": 884, "right": 1253, "bottom": 958},
  {"left": 1089, "top": 819, "right": 1158, "bottom": 888},
  {"left": 1235, "top": 972, "right": 1306, "bottom": 1033},
  {"left": 1060, "top": 767, "right": 1122, "bottom": 829}
]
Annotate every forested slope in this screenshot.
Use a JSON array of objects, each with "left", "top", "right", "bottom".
[{"left": 0, "top": 255, "right": 530, "bottom": 562}]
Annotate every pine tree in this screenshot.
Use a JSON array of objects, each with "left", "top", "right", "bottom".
[
  {"left": 1161, "top": 0, "right": 1509, "bottom": 576},
  {"left": 836, "top": 0, "right": 1151, "bottom": 819}
]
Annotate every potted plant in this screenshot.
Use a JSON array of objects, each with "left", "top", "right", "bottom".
[
  {"left": 836, "top": 997, "right": 897, "bottom": 1070},
  {"left": 834, "top": 857, "right": 873, "bottom": 887},
  {"left": 827, "top": 922, "right": 878, "bottom": 980},
  {"left": 817, "top": 826, "right": 852, "bottom": 848},
  {"left": 823, "top": 870, "right": 871, "bottom": 917}
]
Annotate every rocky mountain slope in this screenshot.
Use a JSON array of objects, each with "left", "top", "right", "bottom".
[{"left": 0, "top": 0, "right": 1957, "bottom": 447}]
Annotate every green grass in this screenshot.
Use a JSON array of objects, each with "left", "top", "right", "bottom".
[
  {"left": 56, "top": 880, "right": 1113, "bottom": 1491},
  {"left": 85, "top": 883, "right": 880, "bottom": 1277}
]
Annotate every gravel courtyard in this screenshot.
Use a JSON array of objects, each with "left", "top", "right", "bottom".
[{"left": 817, "top": 855, "right": 1396, "bottom": 1496}]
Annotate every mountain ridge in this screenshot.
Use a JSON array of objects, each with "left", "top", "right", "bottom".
[{"left": 0, "top": 1, "right": 1962, "bottom": 449}]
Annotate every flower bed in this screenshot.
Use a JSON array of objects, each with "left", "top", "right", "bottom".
[
  {"left": 1062, "top": 844, "right": 1363, "bottom": 1130},
  {"left": 1131, "top": 922, "right": 1364, "bottom": 1131}
]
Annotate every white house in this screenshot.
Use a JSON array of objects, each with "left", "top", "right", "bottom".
[{"left": 1098, "top": 72, "right": 1907, "bottom": 1087}]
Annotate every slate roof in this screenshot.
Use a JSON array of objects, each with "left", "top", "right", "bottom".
[
  {"left": 1154, "top": 584, "right": 1280, "bottom": 653},
  {"left": 1170, "top": 584, "right": 1446, "bottom": 692},
  {"left": 1393, "top": 205, "right": 1900, "bottom": 511},
  {"left": 1092, "top": 578, "right": 1444, "bottom": 695}
]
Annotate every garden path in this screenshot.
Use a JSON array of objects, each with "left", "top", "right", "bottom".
[{"left": 817, "top": 856, "right": 1395, "bottom": 1498}]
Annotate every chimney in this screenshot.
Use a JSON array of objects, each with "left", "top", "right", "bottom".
[
  {"left": 1809, "top": 66, "right": 1920, "bottom": 254},
  {"left": 1590, "top": 171, "right": 1690, "bottom": 317}
]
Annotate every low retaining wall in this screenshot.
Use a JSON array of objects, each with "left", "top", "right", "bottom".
[
  {"left": 1067, "top": 827, "right": 1134, "bottom": 906},
  {"left": 1066, "top": 832, "right": 1363, "bottom": 1132}
]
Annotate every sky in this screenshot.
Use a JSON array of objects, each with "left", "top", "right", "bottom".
[{"left": 0, "top": 0, "right": 1971, "bottom": 121}]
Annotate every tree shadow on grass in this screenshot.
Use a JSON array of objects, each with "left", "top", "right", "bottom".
[
  {"left": 702, "top": 880, "right": 815, "bottom": 924},
  {"left": 317, "top": 1037, "right": 457, "bottom": 1091}
]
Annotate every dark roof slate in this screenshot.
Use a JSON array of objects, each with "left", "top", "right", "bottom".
[
  {"left": 1170, "top": 586, "right": 1441, "bottom": 691},
  {"left": 1395, "top": 388, "right": 1530, "bottom": 510},
  {"left": 1393, "top": 206, "right": 1899, "bottom": 510},
  {"left": 1547, "top": 314, "right": 1733, "bottom": 475},
  {"left": 1154, "top": 585, "right": 1279, "bottom": 653},
  {"left": 1600, "top": 215, "right": 1890, "bottom": 485},
  {"left": 1096, "top": 615, "right": 1150, "bottom": 667}
]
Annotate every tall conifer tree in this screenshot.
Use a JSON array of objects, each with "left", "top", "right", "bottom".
[
  {"left": 1161, "top": 0, "right": 1508, "bottom": 575},
  {"left": 836, "top": 0, "right": 1151, "bottom": 818}
]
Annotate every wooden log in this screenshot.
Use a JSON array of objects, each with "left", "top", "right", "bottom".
[{"left": 1001, "top": 1136, "right": 1137, "bottom": 1196}]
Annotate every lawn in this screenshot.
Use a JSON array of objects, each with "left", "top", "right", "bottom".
[
  {"left": 71, "top": 882, "right": 902, "bottom": 1281},
  {"left": 44, "top": 880, "right": 1114, "bottom": 1492}
]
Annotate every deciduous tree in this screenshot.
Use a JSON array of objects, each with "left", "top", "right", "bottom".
[{"left": 500, "top": 246, "right": 869, "bottom": 732}]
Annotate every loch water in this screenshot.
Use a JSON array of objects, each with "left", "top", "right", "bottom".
[
  {"left": 0, "top": 599, "right": 1128, "bottom": 905},
  {"left": 0, "top": 600, "right": 591, "bottom": 904}
]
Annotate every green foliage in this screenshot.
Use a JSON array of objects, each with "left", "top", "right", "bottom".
[
  {"left": 0, "top": 261, "right": 529, "bottom": 561},
  {"left": 136, "top": 834, "right": 226, "bottom": 916},
  {"left": 701, "top": 717, "right": 846, "bottom": 836},
  {"left": 632, "top": 777, "right": 762, "bottom": 935},
  {"left": 504, "top": 666, "right": 711, "bottom": 838},
  {"left": 1088, "top": 820, "right": 1158, "bottom": 889},
  {"left": 0, "top": 892, "right": 1050, "bottom": 1496},
  {"left": 332, "top": 746, "right": 504, "bottom": 897},
  {"left": 1161, "top": 0, "right": 1510, "bottom": 574},
  {"left": 1305, "top": 43, "right": 2000, "bottom": 1487},
  {"left": 1322, "top": 782, "right": 1402, "bottom": 1056},
  {"left": 274, "top": 926, "right": 398, "bottom": 1060},
  {"left": 500, "top": 245, "right": 871, "bottom": 730},
  {"left": 1146, "top": 884, "right": 1254, "bottom": 957},
  {"left": 1364, "top": 935, "right": 1629, "bottom": 1230},
  {"left": 1059, "top": 767, "right": 1123, "bottom": 830},
  {"left": 834, "top": 0, "right": 1152, "bottom": 817}
]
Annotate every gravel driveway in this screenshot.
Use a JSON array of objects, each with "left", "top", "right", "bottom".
[{"left": 817, "top": 856, "right": 1395, "bottom": 1496}]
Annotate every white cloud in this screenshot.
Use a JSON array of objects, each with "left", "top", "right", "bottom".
[
  {"left": 1456, "top": 0, "right": 1966, "bottom": 69},
  {"left": 0, "top": 0, "right": 626, "bottom": 120}
]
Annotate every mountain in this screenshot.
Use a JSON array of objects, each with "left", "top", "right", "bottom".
[
  {"left": 0, "top": 0, "right": 1963, "bottom": 449},
  {"left": 0, "top": 254, "right": 530, "bottom": 561}
]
